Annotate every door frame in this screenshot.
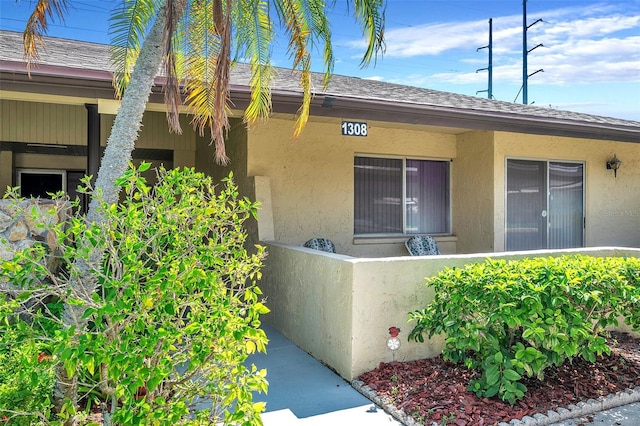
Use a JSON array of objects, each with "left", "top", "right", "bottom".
[
  {"left": 16, "top": 168, "right": 67, "bottom": 198},
  {"left": 504, "top": 157, "right": 586, "bottom": 251}
]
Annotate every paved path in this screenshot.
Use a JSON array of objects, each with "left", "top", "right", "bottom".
[
  {"left": 548, "top": 403, "right": 640, "bottom": 425},
  {"left": 247, "top": 324, "right": 401, "bottom": 425}
]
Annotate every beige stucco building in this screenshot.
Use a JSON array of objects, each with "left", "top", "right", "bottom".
[{"left": 2, "top": 30, "right": 639, "bottom": 380}]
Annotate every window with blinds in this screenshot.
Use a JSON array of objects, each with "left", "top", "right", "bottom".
[{"left": 354, "top": 156, "right": 450, "bottom": 235}]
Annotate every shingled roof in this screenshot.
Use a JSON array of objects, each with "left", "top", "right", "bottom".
[{"left": 1, "top": 30, "right": 638, "bottom": 142}]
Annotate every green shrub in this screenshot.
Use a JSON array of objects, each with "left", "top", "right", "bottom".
[
  {"left": 1, "top": 165, "right": 269, "bottom": 425},
  {"left": 408, "top": 255, "right": 640, "bottom": 405},
  {"left": 0, "top": 314, "right": 55, "bottom": 425}
]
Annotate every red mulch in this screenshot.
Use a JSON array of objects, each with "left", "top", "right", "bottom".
[{"left": 358, "top": 331, "right": 640, "bottom": 426}]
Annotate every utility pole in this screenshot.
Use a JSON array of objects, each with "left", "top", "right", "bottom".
[
  {"left": 476, "top": 18, "right": 493, "bottom": 99},
  {"left": 522, "top": 0, "right": 544, "bottom": 104},
  {"left": 523, "top": 0, "right": 528, "bottom": 104}
]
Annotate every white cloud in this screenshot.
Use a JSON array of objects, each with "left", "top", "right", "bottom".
[
  {"left": 354, "top": 4, "right": 640, "bottom": 87},
  {"left": 347, "top": 19, "right": 492, "bottom": 57},
  {"left": 543, "top": 16, "right": 640, "bottom": 39}
]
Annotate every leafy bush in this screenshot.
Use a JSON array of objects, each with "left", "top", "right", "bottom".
[
  {"left": 1, "top": 165, "right": 269, "bottom": 425},
  {"left": 0, "top": 314, "right": 55, "bottom": 425},
  {"left": 408, "top": 255, "right": 640, "bottom": 405}
]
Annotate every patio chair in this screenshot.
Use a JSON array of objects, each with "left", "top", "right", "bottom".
[
  {"left": 302, "top": 238, "right": 336, "bottom": 253},
  {"left": 405, "top": 235, "right": 440, "bottom": 256}
]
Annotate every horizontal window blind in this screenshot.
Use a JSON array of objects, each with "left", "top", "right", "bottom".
[{"left": 354, "top": 157, "right": 450, "bottom": 235}]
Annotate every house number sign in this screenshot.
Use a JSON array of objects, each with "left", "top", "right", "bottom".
[{"left": 341, "top": 121, "right": 368, "bottom": 136}]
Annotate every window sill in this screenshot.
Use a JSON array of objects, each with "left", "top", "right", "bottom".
[{"left": 353, "top": 235, "right": 458, "bottom": 245}]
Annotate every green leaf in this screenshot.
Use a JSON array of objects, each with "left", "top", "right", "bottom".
[
  {"left": 85, "top": 357, "right": 95, "bottom": 375},
  {"left": 164, "top": 303, "right": 175, "bottom": 315},
  {"left": 503, "top": 369, "right": 521, "bottom": 381},
  {"left": 484, "top": 384, "right": 500, "bottom": 398},
  {"left": 485, "top": 365, "right": 500, "bottom": 386},
  {"left": 254, "top": 302, "right": 270, "bottom": 315},
  {"left": 184, "top": 322, "right": 200, "bottom": 335}
]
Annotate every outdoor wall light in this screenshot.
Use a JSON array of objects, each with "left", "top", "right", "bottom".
[
  {"left": 387, "top": 326, "right": 401, "bottom": 357},
  {"left": 606, "top": 154, "right": 622, "bottom": 177}
]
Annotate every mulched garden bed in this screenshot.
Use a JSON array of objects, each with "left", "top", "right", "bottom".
[{"left": 357, "top": 331, "right": 640, "bottom": 426}]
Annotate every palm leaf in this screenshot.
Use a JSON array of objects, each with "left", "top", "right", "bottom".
[
  {"left": 109, "top": 0, "right": 163, "bottom": 98},
  {"left": 23, "top": 0, "right": 69, "bottom": 72},
  {"left": 182, "top": 0, "right": 233, "bottom": 164},
  {"left": 305, "top": 0, "right": 334, "bottom": 88},
  {"left": 273, "top": 0, "right": 314, "bottom": 137},
  {"left": 163, "top": 0, "right": 188, "bottom": 134},
  {"left": 352, "top": 0, "right": 386, "bottom": 66},
  {"left": 234, "top": 0, "right": 275, "bottom": 125}
]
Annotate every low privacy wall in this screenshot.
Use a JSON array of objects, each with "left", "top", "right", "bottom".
[{"left": 260, "top": 242, "right": 640, "bottom": 381}]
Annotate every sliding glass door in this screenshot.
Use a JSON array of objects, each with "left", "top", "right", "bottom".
[{"left": 506, "top": 159, "right": 584, "bottom": 251}]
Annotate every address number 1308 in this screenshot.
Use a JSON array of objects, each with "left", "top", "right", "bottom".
[{"left": 341, "top": 121, "right": 368, "bottom": 137}]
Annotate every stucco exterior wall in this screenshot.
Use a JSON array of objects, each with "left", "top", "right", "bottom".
[
  {"left": 245, "top": 119, "right": 638, "bottom": 256},
  {"left": 260, "top": 242, "right": 356, "bottom": 379},
  {"left": 247, "top": 117, "right": 457, "bottom": 257},
  {"left": 453, "top": 131, "right": 495, "bottom": 253},
  {"left": 197, "top": 118, "right": 248, "bottom": 184},
  {"left": 261, "top": 243, "right": 640, "bottom": 381},
  {"left": 194, "top": 118, "right": 268, "bottom": 249},
  {"left": 492, "top": 132, "right": 640, "bottom": 251}
]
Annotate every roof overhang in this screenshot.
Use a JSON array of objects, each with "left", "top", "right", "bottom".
[
  {"left": 2, "top": 60, "right": 639, "bottom": 144},
  {"left": 225, "top": 87, "right": 640, "bottom": 143}
]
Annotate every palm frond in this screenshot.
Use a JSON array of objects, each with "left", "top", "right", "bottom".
[
  {"left": 234, "top": 0, "right": 274, "bottom": 125},
  {"left": 210, "top": 0, "right": 232, "bottom": 164},
  {"left": 182, "top": 0, "right": 231, "bottom": 164},
  {"left": 352, "top": 0, "right": 386, "bottom": 66},
  {"left": 292, "top": 65, "right": 312, "bottom": 138},
  {"left": 109, "top": 0, "right": 163, "bottom": 98},
  {"left": 305, "top": 0, "right": 334, "bottom": 88},
  {"left": 183, "top": 0, "right": 218, "bottom": 128},
  {"left": 274, "top": 0, "right": 311, "bottom": 71},
  {"left": 163, "top": 0, "right": 188, "bottom": 134},
  {"left": 23, "top": 0, "right": 69, "bottom": 72},
  {"left": 274, "top": 0, "right": 314, "bottom": 138}
]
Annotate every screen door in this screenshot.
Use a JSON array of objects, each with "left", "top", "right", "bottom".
[{"left": 506, "top": 159, "right": 584, "bottom": 251}]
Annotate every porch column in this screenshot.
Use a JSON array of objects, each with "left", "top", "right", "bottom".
[
  {"left": 85, "top": 104, "right": 100, "bottom": 184},
  {"left": 0, "top": 150, "right": 13, "bottom": 196}
]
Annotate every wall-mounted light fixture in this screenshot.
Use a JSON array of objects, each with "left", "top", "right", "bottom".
[{"left": 606, "top": 154, "right": 622, "bottom": 177}]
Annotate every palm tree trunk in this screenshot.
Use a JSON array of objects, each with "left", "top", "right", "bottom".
[{"left": 53, "top": 5, "right": 168, "bottom": 420}]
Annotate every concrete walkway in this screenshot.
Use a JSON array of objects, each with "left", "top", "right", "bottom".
[
  {"left": 247, "top": 324, "right": 401, "bottom": 425},
  {"left": 547, "top": 401, "right": 640, "bottom": 426}
]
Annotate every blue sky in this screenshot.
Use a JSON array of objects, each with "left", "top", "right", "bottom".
[{"left": 1, "top": 0, "right": 639, "bottom": 120}]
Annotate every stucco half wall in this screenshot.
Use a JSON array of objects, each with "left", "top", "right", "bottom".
[{"left": 259, "top": 242, "right": 640, "bottom": 381}]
